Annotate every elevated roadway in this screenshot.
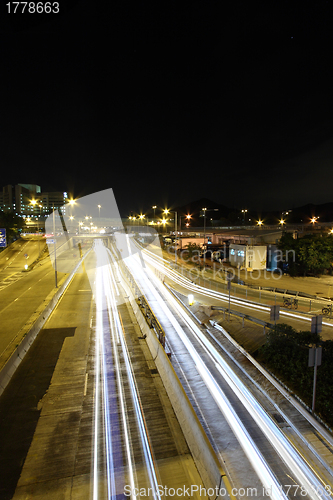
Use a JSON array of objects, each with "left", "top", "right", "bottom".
[
  {"left": 119, "top": 237, "right": 333, "bottom": 500},
  {"left": 1, "top": 239, "right": 208, "bottom": 500}
]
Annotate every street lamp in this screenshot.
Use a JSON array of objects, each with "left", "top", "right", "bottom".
[
  {"left": 30, "top": 199, "right": 42, "bottom": 256},
  {"left": 201, "top": 208, "right": 219, "bottom": 265},
  {"left": 163, "top": 209, "right": 170, "bottom": 234},
  {"left": 185, "top": 214, "right": 192, "bottom": 227},
  {"left": 152, "top": 206, "right": 157, "bottom": 224},
  {"left": 164, "top": 209, "right": 179, "bottom": 263},
  {"left": 161, "top": 218, "right": 167, "bottom": 233}
]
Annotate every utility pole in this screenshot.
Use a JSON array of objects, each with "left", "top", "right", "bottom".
[
  {"left": 309, "top": 315, "right": 323, "bottom": 413},
  {"left": 53, "top": 207, "right": 58, "bottom": 288},
  {"left": 227, "top": 271, "right": 232, "bottom": 321}
]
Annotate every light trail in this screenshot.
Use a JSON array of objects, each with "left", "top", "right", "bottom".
[
  {"left": 140, "top": 245, "right": 333, "bottom": 327},
  {"left": 93, "top": 243, "right": 124, "bottom": 500},
  {"left": 122, "top": 244, "right": 287, "bottom": 500},
  {"left": 92, "top": 239, "right": 161, "bottom": 500},
  {"left": 122, "top": 238, "right": 333, "bottom": 500}
]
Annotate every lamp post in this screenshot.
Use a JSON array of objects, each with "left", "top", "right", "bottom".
[
  {"left": 202, "top": 208, "right": 207, "bottom": 262},
  {"left": 164, "top": 209, "right": 178, "bottom": 264},
  {"left": 201, "top": 208, "right": 218, "bottom": 266},
  {"left": 139, "top": 214, "right": 145, "bottom": 225},
  {"left": 152, "top": 206, "right": 157, "bottom": 225},
  {"left": 30, "top": 199, "right": 42, "bottom": 257},
  {"left": 52, "top": 205, "right": 58, "bottom": 288},
  {"left": 185, "top": 214, "right": 191, "bottom": 228}
]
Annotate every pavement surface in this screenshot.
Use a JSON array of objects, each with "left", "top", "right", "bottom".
[{"left": 0, "top": 245, "right": 206, "bottom": 500}]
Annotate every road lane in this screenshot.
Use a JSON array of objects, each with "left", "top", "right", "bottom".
[
  {"left": 0, "top": 259, "right": 68, "bottom": 369},
  {"left": 7, "top": 241, "right": 206, "bottom": 500}
]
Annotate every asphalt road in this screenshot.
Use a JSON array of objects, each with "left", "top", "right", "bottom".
[
  {"left": 0, "top": 267, "right": 93, "bottom": 500},
  {"left": 0, "top": 237, "right": 46, "bottom": 275},
  {"left": 0, "top": 255, "right": 68, "bottom": 370},
  {"left": 3, "top": 244, "right": 203, "bottom": 500}
]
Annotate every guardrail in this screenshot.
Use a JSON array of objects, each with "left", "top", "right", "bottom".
[
  {"left": 109, "top": 243, "right": 167, "bottom": 351},
  {"left": 167, "top": 262, "right": 333, "bottom": 317},
  {"left": 137, "top": 294, "right": 165, "bottom": 348},
  {"left": 210, "top": 306, "right": 275, "bottom": 333}
]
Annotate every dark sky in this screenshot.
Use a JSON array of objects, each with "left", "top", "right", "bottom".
[{"left": 1, "top": 0, "right": 333, "bottom": 216}]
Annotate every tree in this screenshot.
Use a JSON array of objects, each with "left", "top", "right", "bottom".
[
  {"left": 0, "top": 211, "right": 25, "bottom": 245},
  {"left": 258, "top": 323, "right": 333, "bottom": 425},
  {"left": 278, "top": 233, "right": 333, "bottom": 276},
  {"left": 182, "top": 242, "right": 201, "bottom": 262}
]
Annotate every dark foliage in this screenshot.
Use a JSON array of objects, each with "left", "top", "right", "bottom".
[{"left": 258, "top": 324, "right": 333, "bottom": 426}]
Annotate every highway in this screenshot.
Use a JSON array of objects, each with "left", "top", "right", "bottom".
[
  {"left": 0, "top": 238, "right": 68, "bottom": 370},
  {"left": 1, "top": 234, "right": 333, "bottom": 499},
  {"left": 117, "top": 235, "right": 333, "bottom": 500},
  {"left": 1, "top": 237, "right": 205, "bottom": 500}
]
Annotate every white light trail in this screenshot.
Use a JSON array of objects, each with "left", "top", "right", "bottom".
[
  {"left": 123, "top": 249, "right": 287, "bottom": 500},
  {"left": 140, "top": 246, "right": 333, "bottom": 327},
  {"left": 124, "top": 241, "right": 332, "bottom": 500},
  {"left": 92, "top": 240, "right": 161, "bottom": 500}
]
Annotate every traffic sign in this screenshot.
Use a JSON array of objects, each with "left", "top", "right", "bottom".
[
  {"left": 311, "top": 315, "right": 322, "bottom": 333},
  {"left": 46, "top": 239, "right": 56, "bottom": 244},
  {"left": 308, "top": 346, "right": 322, "bottom": 367},
  {"left": 0, "top": 228, "right": 6, "bottom": 248}
]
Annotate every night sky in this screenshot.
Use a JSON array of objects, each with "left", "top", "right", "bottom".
[{"left": 1, "top": 1, "right": 333, "bottom": 217}]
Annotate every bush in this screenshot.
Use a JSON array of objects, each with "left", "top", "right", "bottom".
[{"left": 257, "top": 324, "right": 333, "bottom": 426}]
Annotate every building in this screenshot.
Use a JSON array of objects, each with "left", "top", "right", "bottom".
[
  {"left": 229, "top": 244, "right": 267, "bottom": 270},
  {"left": 39, "top": 191, "right": 68, "bottom": 214},
  {"left": 0, "top": 184, "right": 68, "bottom": 216}
]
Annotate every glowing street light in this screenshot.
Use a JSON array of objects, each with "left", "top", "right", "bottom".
[
  {"left": 152, "top": 205, "right": 157, "bottom": 223},
  {"left": 185, "top": 214, "right": 192, "bottom": 228},
  {"left": 257, "top": 219, "right": 263, "bottom": 227}
]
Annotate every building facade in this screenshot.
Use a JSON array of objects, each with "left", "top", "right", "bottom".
[
  {"left": 0, "top": 184, "right": 68, "bottom": 216},
  {"left": 229, "top": 244, "right": 267, "bottom": 270}
]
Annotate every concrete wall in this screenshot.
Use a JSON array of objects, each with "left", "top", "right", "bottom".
[{"left": 229, "top": 244, "right": 267, "bottom": 270}]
